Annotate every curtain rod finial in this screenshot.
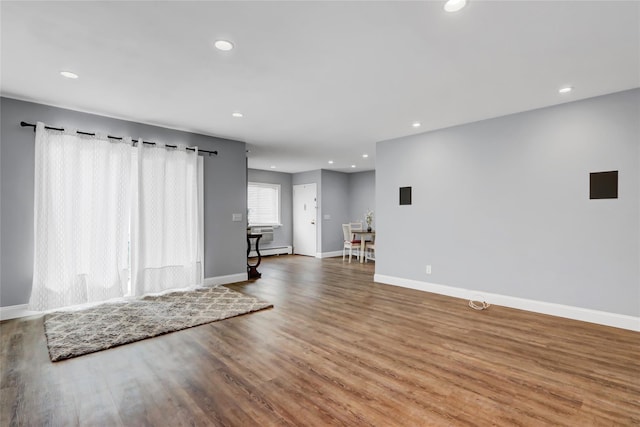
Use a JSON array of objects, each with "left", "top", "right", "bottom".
[{"left": 20, "top": 121, "right": 36, "bottom": 131}]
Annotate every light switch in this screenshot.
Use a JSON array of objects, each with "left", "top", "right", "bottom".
[
  {"left": 232, "top": 213, "right": 242, "bottom": 222},
  {"left": 323, "top": 214, "right": 331, "bottom": 220}
]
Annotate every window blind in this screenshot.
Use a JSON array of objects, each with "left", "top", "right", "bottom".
[{"left": 248, "top": 182, "right": 280, "bottom": 225}]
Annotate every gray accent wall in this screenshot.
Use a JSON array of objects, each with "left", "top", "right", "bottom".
[
  {"left": 1, "top": 97, "right": 248, "bottom": 307},
  {"left": 349, "top": 170, "right": 376, "bottom": 228},
  {"left": 275, "top": 169, "right": 375, "bottom": 255},
  {"left": 248, "top": 168, "right": 293, "bottom": 249},
  {"left": 320, "top": 170, "right": 351, "bottom": 253},
  {"left": 376, "top": 89, "right": 639, "bottom": 317}
]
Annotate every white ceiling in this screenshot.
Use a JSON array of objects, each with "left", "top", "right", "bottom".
[{"left": 2, "top": 1, "right": 638, "bottom": 173}]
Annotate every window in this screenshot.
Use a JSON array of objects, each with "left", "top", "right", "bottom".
[{"left": 248, "top": 182, "right": 281, "bottom": 226}]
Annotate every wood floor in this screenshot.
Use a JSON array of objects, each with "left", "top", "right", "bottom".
[{"left": 1, "top": 255, "right": 639, "bottom": 426}]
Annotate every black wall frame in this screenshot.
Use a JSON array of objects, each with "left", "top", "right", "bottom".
[
  {"left": 399, "top": 186, "right": 412, "bottom": 205},
  {"left": 590, "top": 171, "right": 618, "bottom": 199}
]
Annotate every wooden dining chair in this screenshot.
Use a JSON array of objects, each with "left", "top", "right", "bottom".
[
  {"left": 365, "top": 234, "right": 375, "bottom": 262},
  {"left": 350, "top": 222, "right": 363, "bottom": 231},
  {"left": 342, "top": 223, "right": 361, "bottom": 263}
]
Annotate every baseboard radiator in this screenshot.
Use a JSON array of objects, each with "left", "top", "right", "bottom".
[{"left": 249, "top": 245, "right": 292, "bottom": 258}]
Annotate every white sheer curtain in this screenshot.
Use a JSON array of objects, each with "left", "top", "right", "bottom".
[
  {"left": 29, "top": 123, "right": 132, "bottom": 311},
  {"left": 29, "top": 124, "right": 204, "bottom": 311},
  {"left": 130, "top": 140, "right": 204, "bottom": 296}
]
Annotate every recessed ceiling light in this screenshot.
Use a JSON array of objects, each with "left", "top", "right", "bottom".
[
  {"left": 270, "top": 165, "right": 276, "bottom": 169},
  {"left": 444, "top": 0, "right": 467, "bottom": 12},
  {"left": 362, "top": 154, "right": 369, "bottom": 158},
  {"left": 60, "top": 71, "right": 79, "bottom": 79},
  {"left": 232, "top": 112, "right": 243, "bottom": 118},
  {"left": 214, "top": 40, "right": 234, "bottom": 51},
  {"left": 559, "top": 86, "right": 573, "bottom": 94},
  {"left": 412, "top": 122, "right": 421, "bottom": 128},
  {"left": 328, "top": 160, "right": 334, "bottom": 164},
  {"left": 351, "top": 164, "right": 356, "bottom": 168}
]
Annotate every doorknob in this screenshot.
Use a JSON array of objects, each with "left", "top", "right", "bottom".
[{"left": 311, "top": 220, "right": 315, "bottom": 225}]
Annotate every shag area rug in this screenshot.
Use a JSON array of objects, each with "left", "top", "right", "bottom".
[{"left": 44, "top": 286, "right": 272, "bottom": 362}]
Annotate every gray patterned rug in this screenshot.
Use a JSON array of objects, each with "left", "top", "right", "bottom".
[{"left": 44, "top": 286, "right": 272, "bottom": 362}]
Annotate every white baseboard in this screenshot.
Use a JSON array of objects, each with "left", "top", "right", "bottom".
[
  {"left": 249, "top": 245, "right": 292, "bottom": 257},
  {"left": 1, "top": 273, "right": 249, "bottom": 321},
  {"left": 204, "top": 272, "right": 249, "bottom": 287},
  {"left": 316, "top": 250, "right": 344, "bottom": 259},
  {"left": 0, "top": 304, "right": 40, "bottom": 321},
  {"left": 374, "top": 274, "right": 640, "bottom": 332}
]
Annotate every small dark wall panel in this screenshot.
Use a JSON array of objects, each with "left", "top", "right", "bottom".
[
  {"left": 590, "top": 171, "right": 618, "bottom": 199},
  {"left": 399, "top": 186, "right": 412, "bottom": 205}
]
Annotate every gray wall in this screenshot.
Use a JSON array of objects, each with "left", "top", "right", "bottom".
[
  {"left": 1, "top": 97, "right": 248, "bottom": 307},
  {"left": 376, "top": 89, "right": 639, "bottom": 317},
  {"left": 272, "top": 169, "right": 375, "bottom": 255},
  {"left": 248, "top": 168, "right": 293, "bottom": 249},
  {"left": 320, "top": 170, "right": 351, "bottom": 253},
  {"left": 348, "top": 170, "right": 376, "bottom": 228}
]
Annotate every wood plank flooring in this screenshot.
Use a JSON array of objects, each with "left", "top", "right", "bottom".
[{"left": 1, "top": 255, "right": 639, "bottom": 426}]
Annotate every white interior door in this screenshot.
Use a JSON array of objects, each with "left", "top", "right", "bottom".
[{"left": 293, "top": 183, "right": 317, "bottom": 256}]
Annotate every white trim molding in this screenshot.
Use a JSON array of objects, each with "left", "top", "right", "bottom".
[
  {"left": 316, "top": 251, "right": 344, "bottom": 259},
  {"left": 0, "top": 273, "right": 250, "bottom": 321},
  {"left": 203, "top": 272, "right": 248, "bottom": 287},
  {"left": 249, "top": 246, "right": 292, "bottom": 258},
  {"left": 0, "top": 304, "right": 40, "bottom": 321},
  {"left": 374, "top": 274, "right": 640, "bottom": 332}
]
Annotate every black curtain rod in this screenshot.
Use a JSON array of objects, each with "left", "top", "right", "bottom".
[{"left": 20, "top": 121, "right": 218, "bottom": 156}]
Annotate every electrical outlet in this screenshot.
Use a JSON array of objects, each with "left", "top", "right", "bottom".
[
  {"left": 232, "top": 213, "right": 242, "bottom": 222},
  {"left": 426, "top": 265, "right": 432, "bottom": 275}
]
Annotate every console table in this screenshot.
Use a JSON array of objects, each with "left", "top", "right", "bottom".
[{"left": 247, "top": 233, "right": 263, "bottom": 279}]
